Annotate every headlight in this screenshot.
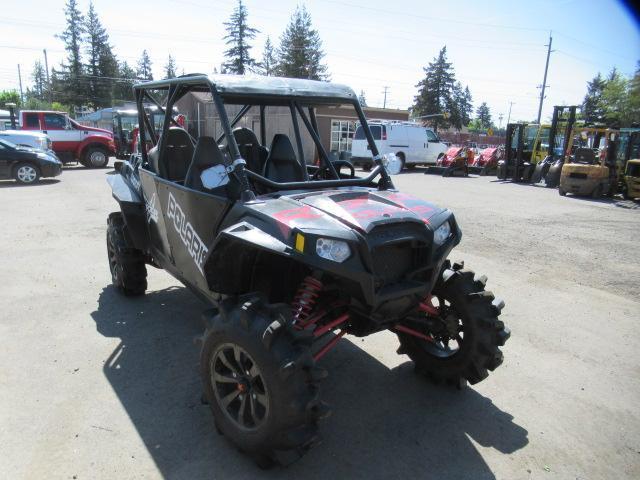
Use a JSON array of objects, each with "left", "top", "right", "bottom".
[
  {"left": 316, "top": 238, "right": 351, "bottom": 263},
  {"left": 433, "top": 222, "right": 451, "bottom": 245}
]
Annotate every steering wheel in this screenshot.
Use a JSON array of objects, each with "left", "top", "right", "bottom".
[{"left": 312, "top": 160, "right": 356, "bottom": 180}]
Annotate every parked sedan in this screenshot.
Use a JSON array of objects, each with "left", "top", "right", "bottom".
[
  {"left": 0, "top": 138, "right": 62, "bottom": 184},
  {"left": 0, "top": 130, "right": 52, "bottom": 151}
]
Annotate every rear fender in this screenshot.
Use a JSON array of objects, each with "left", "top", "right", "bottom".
[
  {"left": 106, "top": 173, "right": 148, "bottom": 250},
  {"left": 203, "top": 221, "right": 293, "bottom": 294}
]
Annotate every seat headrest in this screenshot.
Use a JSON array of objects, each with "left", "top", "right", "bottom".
[
  {"left": 192, "top": 136, "right": 224, "bottom": 168},
  {"left": 270, "top": 134, "right": 297, "bottom": 161},
  {"left": 165, "top": 127, "right": 192, "bottom": 147},
  {"left": 233, "top": 127, "right": 259, "bottom": 147}
]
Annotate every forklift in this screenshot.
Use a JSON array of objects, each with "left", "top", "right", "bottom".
[
  {"left": 530, "top": 105, "right": 578, "bottom": 187},
  {"left": 558, "top": 127, "right": 619, "bottom": 198},
  {"left": 618, "top": 128, "right": 640, "bottom": 199},
  {"left": 496, "top": 122, "right": 546, "bottom": 182}
]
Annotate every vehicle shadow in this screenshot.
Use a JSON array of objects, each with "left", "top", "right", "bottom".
[
  {"left": 0, "top": 179, "right": 61, "bottom": 188},
  {"left": 91, "top": 285, "right": 528, "bottom": 480}
]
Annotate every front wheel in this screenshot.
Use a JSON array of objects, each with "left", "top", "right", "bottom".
[
  {"left": 13, "top": 163, "right": 40, "bottom": 184},
  {"left": 106, "top": 212, "right": 147, "bottom": 295},
  {"left": 200, "top": 296, "right": 328, "bottom": 466},
  {"left": 396, "top": 264, "right": 509, "bottom": 386},
  {"left": 83, "top": 146, "right": 109, "bottom": 168}
]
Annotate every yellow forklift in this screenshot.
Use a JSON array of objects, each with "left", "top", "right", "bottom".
[
  {"left": 558, "top": 127, "right": 619, "bottom": 198},
  {"left": 496, "top": 122, "right": 548, "bottom": 182},
  {"left": 619, "top": 128, "right": 640, "bottom": 199},
  {"left": 531, "top": 105, "right": 578, "bottom": 187}
]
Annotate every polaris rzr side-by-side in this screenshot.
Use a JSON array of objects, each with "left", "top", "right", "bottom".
[{"left": 105, "top": 74, "right": 510, "bottom": 467}]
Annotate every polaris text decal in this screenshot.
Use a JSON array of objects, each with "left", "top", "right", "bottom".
[{"left": 167, "top": 192, "right": 208, "bottom": 274}]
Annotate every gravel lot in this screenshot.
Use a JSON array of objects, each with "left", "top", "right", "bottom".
[{"left": 1, "top": 165, "right": 639, "bottom": 480}]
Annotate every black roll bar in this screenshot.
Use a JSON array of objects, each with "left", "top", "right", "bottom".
[
  {"left": 294, "top": 102, "right": 339, "bottom": 179},
  {"left": 245, "top": 165, "right": 383, "bottom": 191}
]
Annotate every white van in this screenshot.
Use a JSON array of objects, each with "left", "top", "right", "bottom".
[{"left": 350, "top": 121, "right": 448, "bottom": 170}]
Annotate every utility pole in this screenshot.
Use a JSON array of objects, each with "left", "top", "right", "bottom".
[
  {"left": 382, "top": 86, "right": 389, "bottom": 109},
  {"left": 43, "top": 49, "right": 51, "bottom": 103},
  {"left": 506, "top": 101, "right": 514, "bottom": 125},
  {"left": 17, "top": 64, "right": 24, "bottom": 104},
  {"left": 536, "top": 33, "right": 553, "bottom": 124}
]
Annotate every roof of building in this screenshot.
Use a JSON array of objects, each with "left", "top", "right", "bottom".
[{"left": 135, "top": 74, "right": 357, "bottom": 104}]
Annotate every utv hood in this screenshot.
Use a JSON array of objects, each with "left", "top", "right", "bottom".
[{"left": 265, "top": 189, "right": 445, "bottom": 235}]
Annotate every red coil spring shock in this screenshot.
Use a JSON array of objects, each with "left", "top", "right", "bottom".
[{"left": 291, "top": 276, "right": 323, "bottom": 325}]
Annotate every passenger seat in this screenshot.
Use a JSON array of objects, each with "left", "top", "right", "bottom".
[
  {"left": 161, "top": 128, "right": 194, "bottom": 182},
  {"left": 263, "top": 134, "right": 304, "bottom": 183}
]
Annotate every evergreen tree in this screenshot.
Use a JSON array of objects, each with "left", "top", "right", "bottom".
[
  {"left": 137, "top": 50, "right": 153, "bottom": 80},
  {"left": 55, "top": 0, "right": 86, "bottom": 108},
  {"left": 628, "top": 62, "right": 640, "bottom": 125},
  {"left": 276, "top": 6, "right": 329, "bottom": 80},
  {"left": 601, "top": 68, "right": 629, "bottom": 127},
  {"left": 222, "top": 0, "right": 259, "bottom": 74},
  {"left": 446, "top": 82, "right": 473, "bottom": 130},
  {"left": 114, "top": 61, "right": 136, "bottom": 102},
  {"left": 582, "top": 72, "right": 606, "bottom": 124},
  {"left": 164, "top": 54, "right": 177, "bottom": 78},
  {"left": 413, "top": 46, "right": 456, "bottom": 131},
  {"left": 261, "top": 37, "right": 276, "bottom": 76},
  {"left": 476, "top": 102, "right": 492, "bottom": 129},
  {"left": 84, "top": 2, "right": 118, "bottom": 109},
  {"left": 358, "top": 90, "right": 367, "bottom": 107},
  {"left": 31, "top": 60, "right": 47, "bottom": 100}
]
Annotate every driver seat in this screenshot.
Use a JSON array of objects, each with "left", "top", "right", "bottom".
[
  {"left": 233, "top": 127, "right": 268, "bottom": 174},
  {"left": 161, "top": 127, "right": 194, "bottom": 182},
  {"left": 263, "top": 134, "right": 304, "bottom": 183}
]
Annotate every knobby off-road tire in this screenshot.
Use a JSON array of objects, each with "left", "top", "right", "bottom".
[
  {"left": 106, "top": 212, "right": 147, "bottom": 296},
  {"left": 200, "top": 295, "right": 329, "bottom": 467},
  {"left": 397, "top": 264, "right": 510, "bottom": 386}
]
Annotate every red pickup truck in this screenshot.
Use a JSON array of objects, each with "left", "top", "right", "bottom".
[{"left": 19, "top": 110, "right": 116, "bottom": 168}]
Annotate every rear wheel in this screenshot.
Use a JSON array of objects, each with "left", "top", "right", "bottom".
[
  {"left": 201, "top": 296, "right": 328, "bottom": 467},
  {"left": 13, "top": 163, "right": 40, "bottom": 184},
  {"left": 396, "top": 264, "right": 509, "bottom": 386},
  {"left": 396, "top": 152, "right": 406, "bottom": 171},
  {"left": 106, "top": 212, "right": 147, "bottom": 296},
  {"left": 83, "top": 146, "right": 109, "bottom": 168},
  {"left": 559, "top": 188, "right": 567, "bottom": 196}
]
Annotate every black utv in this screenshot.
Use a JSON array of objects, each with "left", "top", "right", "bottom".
[{"left": 106, "top": 74, "right": 510, "bottom": 467}]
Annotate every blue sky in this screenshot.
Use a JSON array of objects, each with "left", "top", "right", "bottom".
[{"left": 0, "top": 0, "right": 638, "bottom": 123}]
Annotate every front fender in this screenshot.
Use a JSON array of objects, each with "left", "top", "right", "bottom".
[
  {"left": 203, "top": 221, "right": 293, "bottom": 294},
  {"left": 76, "top": 136, "right": 116, "bottom": 158},
  {"left": 106, "top": 173, "right": 148, "bottom": 250}
]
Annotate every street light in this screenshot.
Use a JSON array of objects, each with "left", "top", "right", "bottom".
[{"left": 5, "top": 102, "right": 17, "bottom": 129}]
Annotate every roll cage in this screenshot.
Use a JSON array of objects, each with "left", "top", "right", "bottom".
[{"left": 133, "top": 74, "right": 394, "bottom": 201}]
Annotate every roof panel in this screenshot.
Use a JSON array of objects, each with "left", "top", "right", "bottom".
[{"left": 134, "top": 73, "right": 357, "bottom": 102}]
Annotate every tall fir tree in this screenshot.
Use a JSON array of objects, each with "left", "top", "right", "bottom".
[
  {"left": 84, "top": 2, "right": 118, "bottom": 109},
  {"left": 137, "top": 50, "right": 153, "bottom": 80},
  {"left": 628, "top": 62, "right": 640, "bottom": 125},
  {"left": 276, "top": 6, "right": 329, "bottom": 80},
  {"left": 446, "top": 82, "right": 473, "bottom": 130},
  {"left": 582, "top": 72, "right": 606, "bottom": 124},
  {"left": 164, "top": 54, "right": 177, "bottom": 78},
  {"left": 114, "top": 60, "right": 136, "bottom": 102},
  {"left": 222, "top": 0, "right": 259, "bottom": 74},
  {"left": 413, "top": 46, "right": 456, "bottom": 131},
  {"left": 30, "top": 60, "right": 47, "bottom": 100},
  {"left": 261, "top": 37, "right": 276, "bottom": 76},
  {"left": 56, "top": 0, "right": 86, "bottom": 108},
  {"left": 476, "top": 102, "right": 492, "bottom": 129}
]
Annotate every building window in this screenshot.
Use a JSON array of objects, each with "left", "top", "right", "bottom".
[{"left": 330, "top": 120, "right": 355, "bottom": 152}]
